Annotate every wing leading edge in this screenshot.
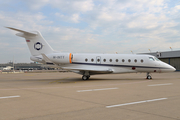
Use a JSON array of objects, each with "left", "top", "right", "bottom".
[{"left": 62, "top": 66, "right": 113, "bottom": 75}]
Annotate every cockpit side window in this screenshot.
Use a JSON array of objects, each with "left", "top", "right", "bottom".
[
  {"left": 149, "top": 57, "right": 155, "bottom": 61},
  {"left": 154, "top": 57, "right": 160, "bottom": 61}
]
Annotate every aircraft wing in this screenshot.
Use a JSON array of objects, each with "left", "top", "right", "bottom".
[{"left": 62, "top": 66, "right": 113, "bottom": 74}]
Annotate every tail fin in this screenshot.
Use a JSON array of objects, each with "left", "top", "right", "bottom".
[{"left": 6, "top": 27, "right": 54, "bottom": 56}]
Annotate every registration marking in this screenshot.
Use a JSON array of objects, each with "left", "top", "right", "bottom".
[
  {"left": 106, "top": 98, "right": 167, "bottom": 108},
  {"left": 0, "top": 95, "right": 20, "bottom": 99},
  {"left": 77, "top": 87, "right": 118, "bottom": 92},
  {"left": 148, "top": 83, "right": 173, "bottom": 86}
]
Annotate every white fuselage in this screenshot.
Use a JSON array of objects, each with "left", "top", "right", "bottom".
[{"left": 32, "top": 53, "right": 175, "bottom": 75}]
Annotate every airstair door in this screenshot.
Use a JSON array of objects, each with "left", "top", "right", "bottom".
[{"left": 96, "top": 56, "right": 101, "bottom": 64}]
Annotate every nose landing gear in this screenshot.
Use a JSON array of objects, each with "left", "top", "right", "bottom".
[
  {"left": 146, "top": 72, "right": 152, "bottom": 79},
  {"left": 82, "top": 75, "right": 90, "bottom": 80}
]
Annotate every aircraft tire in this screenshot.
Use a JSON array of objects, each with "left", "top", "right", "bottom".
[
  {"left": 147, "top": 75, "right": 152, "bottom": 79},
  {"left": 82, "top": 75, "right": 88, "bottom": 80}
]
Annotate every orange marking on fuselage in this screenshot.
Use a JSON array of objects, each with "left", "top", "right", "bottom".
[{"left": 69, "top": 53, "right": 72, "bottom": 63}]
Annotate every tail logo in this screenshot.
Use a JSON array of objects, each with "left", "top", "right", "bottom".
[{"left": 34, "top": 42, "right": 43, "bottom": 51}]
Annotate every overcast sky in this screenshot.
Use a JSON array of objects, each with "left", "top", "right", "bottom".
[{"left": 0, "top": 0, "right": 180, "bottom": 63}]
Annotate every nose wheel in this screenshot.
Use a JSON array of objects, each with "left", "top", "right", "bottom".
[
  {"left": 146, "top": 72, "right": 152, "bottom": 79},
  {"left": 82, "top": 75, "right": 90, "bottom": 80}
]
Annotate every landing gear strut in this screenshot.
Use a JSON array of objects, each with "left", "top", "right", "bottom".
[
  {"left": 82, "top": 75, "right": 90, "bottom": 80},
  {"left": 146, "top": 72, "right": 152, "bottom": 79},
  {"left": 82, "top": 71, "right": 90, "bottom": 80}
]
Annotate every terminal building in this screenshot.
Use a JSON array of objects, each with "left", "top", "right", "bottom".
[
  {"left": 0, "top": 62, "right": 58, "bottom": 71},
  {"left": 0, "top": 62, "right": 43, "bottom": 71},
  {"left": 141, "top": 50, "right": 180, "bottom": 71}
]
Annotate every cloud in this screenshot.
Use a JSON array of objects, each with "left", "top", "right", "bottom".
[
  {"left": 50, "top": 0, "right": 94, "bottom": 13},
  {"left": 71, "top": 14, "right": 80, "bottom": 23},
  {"left": 24, "top": 0, "right": 50, "bottom": 10},
  {"left": 22, "top": 0, "right": 94, "bottom": 13},
  {"left": 55, "top": 13, "right": 80, "bottom": 23},
  {"left": 0, "top": 0, "right": 180, "bottom": 63}
]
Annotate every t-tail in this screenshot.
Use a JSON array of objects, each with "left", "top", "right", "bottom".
[{"left": 6, "top": 27, "right": 54, "bottom": 56}]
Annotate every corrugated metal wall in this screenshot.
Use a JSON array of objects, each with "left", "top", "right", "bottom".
[
  {"left": 170, "top": 58, "right": 180, "bottom": 71},
  {"left": 160, "top": 58, "right": 180, "bottom": 71}
]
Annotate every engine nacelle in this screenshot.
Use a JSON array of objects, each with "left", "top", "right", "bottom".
[{"left": 48, "top": 53, "right": 73, "bottom": 64}]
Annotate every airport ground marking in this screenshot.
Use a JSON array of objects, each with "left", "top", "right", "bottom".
[
  {"left": 0, "top": 81, "right": 151, "bottom": 91},
  {"left": 148, "top": 83, "right": 173, "bottom": 86},
  {"left": 0, "top": 95, "right": 20, "bottom": 99},
  {"left": 49, "top": 77, "right": 69, "bottom": 84},
  {"left": 77, "top": 87, "right": 118, "bottom": 92},
  {"left": 106, "top": 98, "right": 168, "bottom": 108}
]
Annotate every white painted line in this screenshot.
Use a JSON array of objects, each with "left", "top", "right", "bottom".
[
  {"left": 0, "top": 81, "right": 152, "bottom": 91},
  {"left": 0, "top": 95, "right": 20, "bottom": 99},
  {"left": 148, "top": 83, "right": 173, "bottom": 86},
  {"left": 77, "top": 87, "right": 118, "bottom": 92},
  {"left": 106, "top": 98, "right": 167, "bottom": 108}
]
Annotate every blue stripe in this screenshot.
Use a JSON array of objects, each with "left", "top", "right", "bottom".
[{"left": 72, "top": 62, "right": 168, "bottom": 69}]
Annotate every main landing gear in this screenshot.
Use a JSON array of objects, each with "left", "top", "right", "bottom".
[
  {"left": 146, "top": 72, "right": 152, "bottom": 79},
  {"left": 82, "top": 75, "right": 90, "bottom": 80}
]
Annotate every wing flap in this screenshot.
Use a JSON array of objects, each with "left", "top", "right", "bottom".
[{"left": 62, "top": 67, "right": 113, "bottom": 73}]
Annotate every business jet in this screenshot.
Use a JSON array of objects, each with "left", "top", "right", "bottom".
[
  {"left": 3, "top": 66, "right": 13, "bottom": 70},
  {"left": 6, "top": 27, "right": 176, "bottom": 80}
]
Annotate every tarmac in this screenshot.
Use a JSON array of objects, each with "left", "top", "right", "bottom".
[{"left": 0, "top": 72, "right": 180, "bottom": 120}]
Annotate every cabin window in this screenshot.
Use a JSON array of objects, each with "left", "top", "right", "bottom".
[
  {"left": 134, "top": 59, "right": 137, "bottom": 62},
  {"left": 116, "top": 59, "right": 118, "bottom": 62},
  {"left": 122, "top": 59, "right": 125, "bottom": 62},
  {"left": 128, "top": 59, "right": 131, "bottom": 62},
  {"left": 149, "top": 57, "right": 155, "bottom": 61},
  {"left": 109, "top": 59, "right": 112, "bottom": 62},
  {"left": 91, "top": 59, "right": 94, "bottom": 62},
  {"left": 85, "top": 58, "right": 88, "bottom": 62},
  {"left": 103, "top": 59, "right": 106, "bottom": 62},
  {"left": 141, "top": 59, "right": 144, "bottom": 63},
  {"left": 97, "top": 59, "right": 100, "bottom": 62},
  {"left": 53, "top": 56, "right": 56, "bottom": 59}
]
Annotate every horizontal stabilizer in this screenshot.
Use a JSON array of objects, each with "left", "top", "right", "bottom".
[
  {"left": 41, "top": 54, "right": 52, "bottom": 63},
  {"left": 6, "top": 27, "right": 37, "bottom": 36}
]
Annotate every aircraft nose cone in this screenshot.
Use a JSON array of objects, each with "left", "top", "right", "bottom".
[
  {"left": 167, "top": 64, "right": 176, "bottom": 72},
  {"left": 171, "top": 66, "right": 176, "bottom": 72},
  {"left": 161, "top": 62, "right": 176, "bottom": 72}
]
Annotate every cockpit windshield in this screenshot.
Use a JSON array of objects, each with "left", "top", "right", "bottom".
[
  {"left": 149, "top": 57, "right": 155, "bottom": 61},
  {"left": 149, "top": 57, "right": 160, "bottom": 61},
  {"left": 154, "top": 57, "right": 160, "bottom": 61}
]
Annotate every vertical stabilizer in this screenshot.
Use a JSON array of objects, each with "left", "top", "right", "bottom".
[{"left": 6, "top": 27, "right": 54, "bottom": 56}]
